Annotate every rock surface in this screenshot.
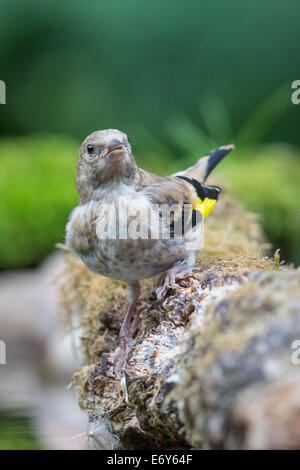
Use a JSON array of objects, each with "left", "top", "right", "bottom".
[{"left": 58, "top": 195, "right": 300, "bottom": 449}]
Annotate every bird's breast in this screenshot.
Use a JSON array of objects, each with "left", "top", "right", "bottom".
[
  {"left": 65, "top": 201, "right": 100, "bottom": 258},
  {"left": 65, "top": 195, "right": 198, "bottom": 281}
]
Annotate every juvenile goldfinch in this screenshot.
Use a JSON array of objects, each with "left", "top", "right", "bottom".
[{"left": 66, "top": 129, "right": 234, "bottom": 375}]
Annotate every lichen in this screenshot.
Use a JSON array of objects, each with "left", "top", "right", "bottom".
[{"left": 57, "top": 193, "right": 300, "bottom": 449}]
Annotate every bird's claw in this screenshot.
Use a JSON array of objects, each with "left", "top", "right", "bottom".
[
  {"left": 156, "top": 265, "right": 201, "bottom": 301},
  {"left": 155, "top": 284, "right": 177, "bottom": 301},
  {"left": 113, "top": 340, "right": 128, "bottom": 378}
]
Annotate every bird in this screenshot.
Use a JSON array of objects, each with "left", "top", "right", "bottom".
[{"left": 65, "top": 129, "right": 234, "bottom": 376}]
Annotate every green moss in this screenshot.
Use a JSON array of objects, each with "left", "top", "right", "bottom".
[
  {"left": 0, "top": 135, "right": 79, "bottom": 269},
  {"left": 219, "top": 145, "right": 300, "bottom": 265}
]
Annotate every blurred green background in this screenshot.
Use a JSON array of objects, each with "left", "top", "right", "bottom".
[
  {"left": 0, "top": 0, "right": 300, "bottom": 270},
  {"left": 1, "top": 0, "right": 300, "bottom": 452}
]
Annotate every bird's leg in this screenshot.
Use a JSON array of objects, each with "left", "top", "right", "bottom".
[
  {"left": 155, "top": 269, "right": 176, "bottom": 301},
  {"left": 114, "top": 281, "right": 140, "bottom": 377},
  {"left": 156, "top": 263, "right": 200, "bottom": 300},
  {"left": 128, "top": 311, "right": 142, "bottom": 338}
]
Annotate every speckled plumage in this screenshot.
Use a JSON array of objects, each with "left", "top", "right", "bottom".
[{"left": 65, "top": 129, "right": 233, "bottom": 375}]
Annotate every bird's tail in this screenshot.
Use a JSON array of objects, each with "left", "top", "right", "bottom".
[{"left": 174, "top": 144, "right": 234, "bottom": 183}]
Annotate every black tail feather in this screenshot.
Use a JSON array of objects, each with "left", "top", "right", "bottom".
[
  {"left": 177, "top": 175, "right": 221, "bottom": 201},
  {"left": 203, "top": 144, "right": 234, "bottom": 182}
]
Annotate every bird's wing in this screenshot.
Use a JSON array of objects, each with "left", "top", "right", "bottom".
[
  {"left": 135, "top": 144, "right": 234, "bottom": 234},
  {"left": 173, "top": 144, "right": 234, "bottom": 183},
  {"left": 138, "top": 175, "right": 222, "bottom": 241},
  {"left": 139, "top": 176, "right": 197, "bottom": 238}
]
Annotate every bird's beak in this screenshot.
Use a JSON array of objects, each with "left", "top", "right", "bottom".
[{"left": 106, "top": 139, "right": 124, "bottom": 161}]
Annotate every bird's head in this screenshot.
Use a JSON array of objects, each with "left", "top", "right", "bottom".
[{"left": 76, "top": 129, "right": 138, "bottom": 199}]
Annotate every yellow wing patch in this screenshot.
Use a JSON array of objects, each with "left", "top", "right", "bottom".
[{"left": 194, "top": 197, "right": 217, "bottom": 218}]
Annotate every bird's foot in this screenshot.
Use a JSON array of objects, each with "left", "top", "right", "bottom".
[
  {"left": 155, "top": 272, "right": 175, "bottom": 301},
  {"left": 114, "top": 338, "right": 128, "bottom": 379},
  {"left": 129, "top": 313, "right": 141, "bottom": 338},
  {"left": 156, "top": 264, "right": 201, "bottom": 301},
  {"left": 114, "top": 314, "right": 141, "bottom": 378}
]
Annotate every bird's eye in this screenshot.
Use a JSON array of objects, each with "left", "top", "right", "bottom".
[{"left": 87, "top": 144, "right": 95, "bottom": 155}]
